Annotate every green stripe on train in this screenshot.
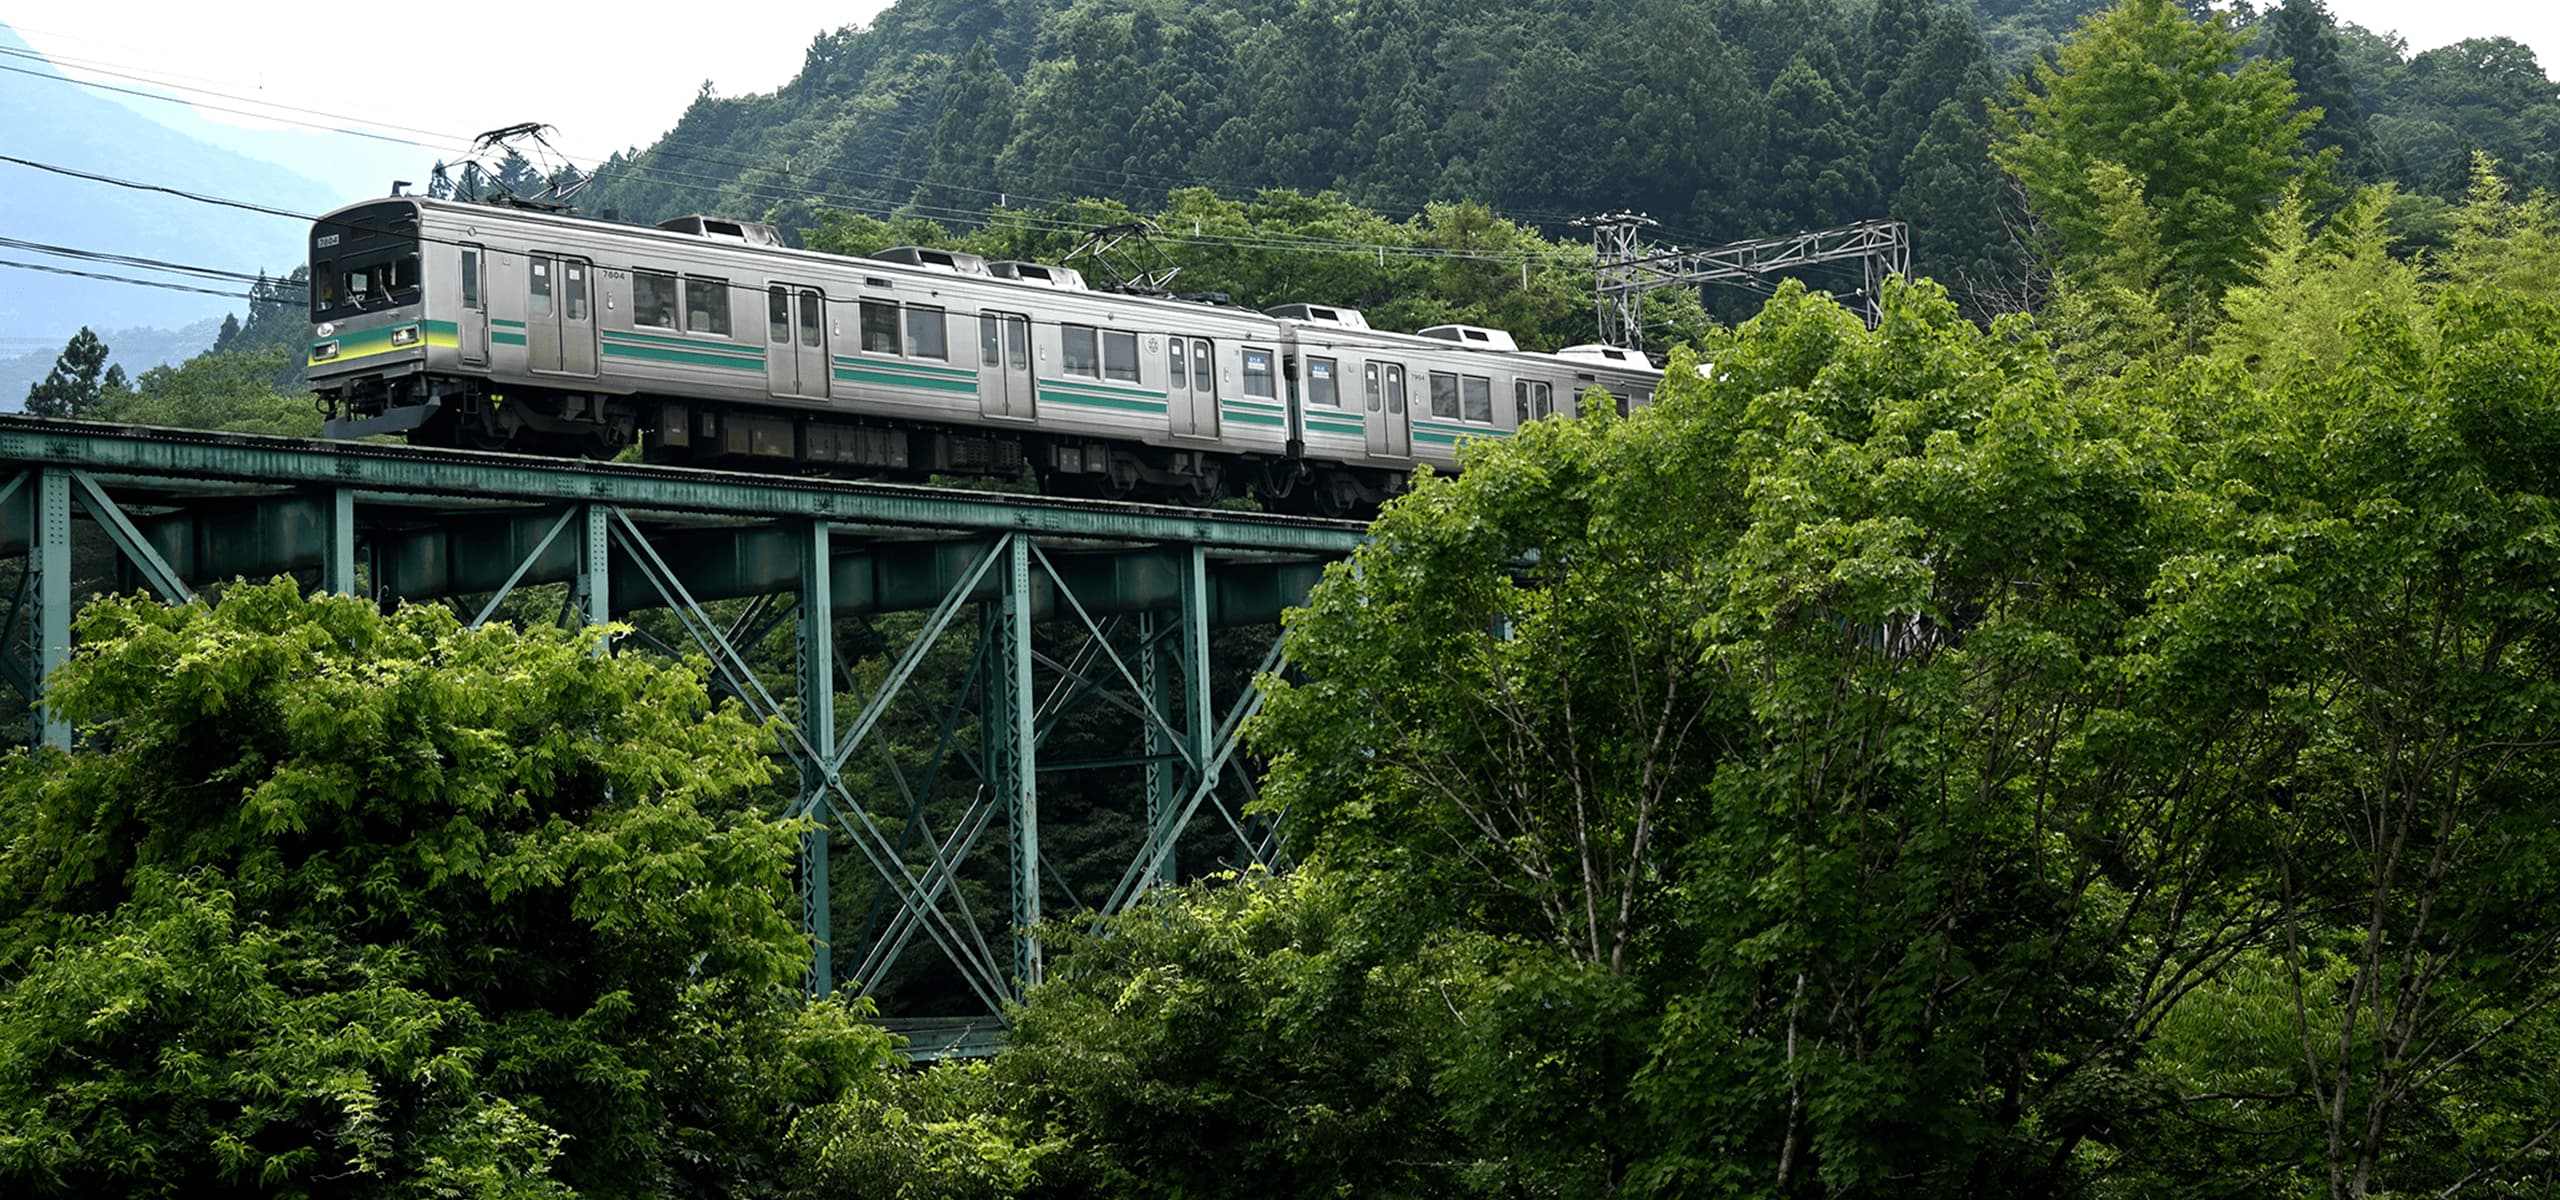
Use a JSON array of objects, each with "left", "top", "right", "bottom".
[
  {"left": 831, "top": 355, "right": 977, "bottom": 381},
  {"left": 602, "top": 330, "right": 762, "bottom": 363},
  {"left": 1040, "top": 378, "right": 1163, "bottom": 402},
  {"left": 1039, "top": 394, "right": 1172, "bottom": 417},
  {"left": 834, "top": 366, "right": 979, "bottom": 395},
  {"left": 603, "top": 342, "right": 765, "bottom": 371},
  {"left": 607, "top": 327, "right": 766, "bottom": 354}
]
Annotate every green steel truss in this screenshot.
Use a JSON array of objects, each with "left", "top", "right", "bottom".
[{"left": 0, "top": 417, "right": 1362, "bottom": 1058}]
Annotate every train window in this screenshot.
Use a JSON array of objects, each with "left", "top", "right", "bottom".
[
  {"left": 1006, "top": 316, "right": 1029, "bottom": 369},
  {"left": 633, "top": 271, "right": 677, "bottom": 329},
  {"left": 1242, "top": 348, "right": 1275, "bottom": 398},
  {"left": 980, "top": 314, "right": 1001, "bottom": 367},
  {"left": 1362, "top": 363, "right": 1379, "bottom": 411},
  {"left": 861, "top": 302, "right": 900, "bottom": 354},
  {"left": 1102, "top": 330, "right": 1139, "bottom": 382},
  {"left": 1193, "top": 342, "right": 1213, "bottom": 394},
  {"left": 564, "top": 263, "right": 588, "bottom": 321},
  {"left": 1062, "top": 325, "right": 1099, "bottom": 377},
  {"left": 1428, "top": 371, "right": 1460, "bottom": 419},
  {"left": 1462, "top": 375, "right": 1492, "bottom": 423},
  {"left": 684, "top": 277, "right": 730, "bottom": 336},
  {"left": 907, "top": 306, "right": 947, "bottom": 360},
  {"left": 529, "top": 259, "right": 553, "bottom": 318},
  {"left": 1516, "top": 380, "right": 1554, "bottom": 423},
  {"left": 460, "top": 249, "right": 481, "bottom": 310},
  {"left": 1309, "top": 357, "right": 1339, "bottom": 406},
  {"left": 799, "top": 290, "right": 823, "bottom": 348},
  {"left": 1169, "top": 340, "right": 1188, "bottom": 388},
  {"left": 769, "top": 287, "right": 791, "bottom": 343},
  {"left": 1384, "top": 364, "right": 1406, "bottom": 414}
]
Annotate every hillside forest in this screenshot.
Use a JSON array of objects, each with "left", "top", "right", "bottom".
[{"left": 8, "top": 0, "right": 2560, "bottom": 1196}]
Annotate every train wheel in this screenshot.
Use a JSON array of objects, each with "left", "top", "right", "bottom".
[
  {"left": 1091, "top": 469, "right": 1137, "bottom": 503},
  {"left": 1177, "top": 468, "right": 1223, "bottom": 507},
  {"left": 1313, "top": 472, "right": 1360, "bottom": 519}
]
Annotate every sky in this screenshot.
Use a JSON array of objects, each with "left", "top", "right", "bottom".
[
  {"left": 6, "top": 2, "right": 900, "bottom": 194},
  {"left": 2315, "top": 0, "right": 2557, "bottom": 61}
]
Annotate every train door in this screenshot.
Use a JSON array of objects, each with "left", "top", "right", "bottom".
[
  {"left": 1362, "top": 361, "right": 1411, "bottom": 458},
  {"left": 977, "top": 312, "right": 1034, "bottom": 419},
  {"left": 1167, "top": 335, "right": 1218, "bottom": 438},
  {"left": 526, "top": 253, "right": 596, "bottom": 377},
  {"left": 766, "top": 285, "right": 829, "bottom": 399},
  {"left": 457, "top": 245, "right": 487, "bottom": 367}
]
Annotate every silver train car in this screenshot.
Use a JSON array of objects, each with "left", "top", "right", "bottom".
[{"left": 306, "top": 196, "right": 1662, "bottom": 513}]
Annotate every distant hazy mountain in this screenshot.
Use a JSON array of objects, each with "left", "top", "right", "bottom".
[
  {"left": 0, "top": 23, "right": 341, "bottom": 350},
  {"left": 0, "top": 318, "right": 223, "bottom": 412}
]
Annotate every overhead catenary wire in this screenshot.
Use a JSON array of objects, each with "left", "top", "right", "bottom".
[
  {"left": 0, "top": 257, "right": 267, "bottom": 301},
  {"left": 0, "top": 233, "right": 299, "bottom": 290}
]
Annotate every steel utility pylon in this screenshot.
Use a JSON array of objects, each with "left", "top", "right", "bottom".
[
  {"left": 1580, "top": 214, "right": 1914, "bottom": 347},
  {"left": 0, "top": 416, "right": 1361, "bottom": 1058}
]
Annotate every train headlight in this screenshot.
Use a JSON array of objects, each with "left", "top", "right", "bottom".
[
  {"left": 311, "top": 341, "right": 340, "bottom": 362},
  {"left": 390, "top": 325, "right": 420, "bottom": 347}
]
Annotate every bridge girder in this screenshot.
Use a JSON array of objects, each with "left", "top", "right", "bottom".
[{"left": 0, "top": 416, "right": 1362, "bottom": 1058}]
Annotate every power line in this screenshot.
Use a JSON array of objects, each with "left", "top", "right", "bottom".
[
  {"left": 0, "top": 153, "right": 315, "bottom": 224},
  {"left": 0, "top": 233, "right": 293, "bottom": 290},
  {"left": 0, "top": 257, "right": 264, "bottom": 300},
  {"left": 0, "top": 58, "right": 465, "bottom": 155}
]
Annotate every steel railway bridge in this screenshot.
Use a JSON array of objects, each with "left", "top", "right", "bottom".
[{"left": 0, "top": 415, "right": 1365, "bottom": 1058}]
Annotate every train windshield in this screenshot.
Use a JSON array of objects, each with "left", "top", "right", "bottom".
[{"left": 310, "top": 200, "right": 422, "bottom": 322}]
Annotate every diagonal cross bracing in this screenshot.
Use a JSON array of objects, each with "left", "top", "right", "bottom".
[{"left": 0, "top": 416, "right": 1356, "bottom": 1055}]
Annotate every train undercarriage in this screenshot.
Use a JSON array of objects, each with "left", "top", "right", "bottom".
[{"left": 319, "top": 378, "right": 1404, "bottom": 517}]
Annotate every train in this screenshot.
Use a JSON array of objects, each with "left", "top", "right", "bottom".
[{"left": 306, "top": 195, "right": 1663, "bottom": 514}]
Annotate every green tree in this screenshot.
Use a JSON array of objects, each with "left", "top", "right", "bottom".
[
  {"left": 1000, "top": 869, "right": 1467, "bottom": 1198},
  {"left": 93, "top": 346, "right": 320, "bottom": 437},
  {"left": 1758, "top": 56, "right": 1883, "bottom": 232},
  {"left": 914, "top": 41, "right": 1017, "bottom": 217},
  {"left": 2390, "top": 38, "right": 2560, "bottom": 196},
  {"left": 2266, "top": 0, "right": 2382, "bottom": 182},
  {"left": 1892, "top": 98, "right": 2031, "bottom": 315},
  {"left": 2210, "top": 185, "right": 2421, "bottom": 382},
  {"left": 2440, "top": 152, "right": 2560, "bottom": 304},
  {"left": 1994, "top": 0, "right": 2315, "bottom": 331},
  {"left": 22, "top": 327, "right": 125, "bottom": 419},
  {"left": 0, "top": 582, "right": 903, "bottom": 1196},
  {"left": 786, "top": 1062, "right": 1055, "bottom": 1200},
  {"left": 2158, "top": 254, "right": 2560, "bottom": 1198}
]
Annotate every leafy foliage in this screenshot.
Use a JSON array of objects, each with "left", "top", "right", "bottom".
[
  {"left": 1006, "top": 198, "right": 2560, "bottom": 1193},
  {"left": 1994, "top": 0, "right": 2315, "bottom": 331},
  {"left": 0, "top": 582, "right": 905, "bottom": 1196}
]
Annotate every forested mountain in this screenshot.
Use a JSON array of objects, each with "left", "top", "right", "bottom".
[
  {"left": 588, "top": 0, "right": 2014, "bottom": 286},
  {"left": 585, "top": 0, "right": 2560, "bottom": 310}
]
